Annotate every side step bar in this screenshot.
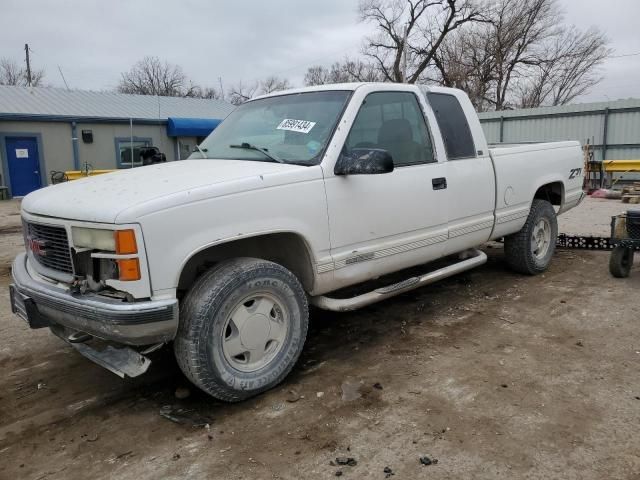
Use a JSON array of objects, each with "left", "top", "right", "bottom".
[{"left": 310, "top": 249, "right": 487, "bottom": 312}]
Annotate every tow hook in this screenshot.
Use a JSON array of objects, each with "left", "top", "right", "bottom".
[{"left": 67, "top": 331, "right": 93, "bottom": 343}]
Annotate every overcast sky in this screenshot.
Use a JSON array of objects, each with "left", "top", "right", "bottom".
[{"left": 1, "top": 0, "right": 639, "bottom": 104}]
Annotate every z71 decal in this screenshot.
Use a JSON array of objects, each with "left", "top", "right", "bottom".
[{"left": 569, "top": 168, "right": 582, "bottom": 179}]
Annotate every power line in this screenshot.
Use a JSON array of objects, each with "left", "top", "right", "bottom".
[{"left": 608, "top": 51, "right": 640, "bottom": 59}]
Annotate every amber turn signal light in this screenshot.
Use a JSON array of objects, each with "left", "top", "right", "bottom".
[
  {"left": 117, "top": 258, "right": 141, "bottom": 281},
  {"left": 115, "top": 229, "right": 137, "bottom": 254}
]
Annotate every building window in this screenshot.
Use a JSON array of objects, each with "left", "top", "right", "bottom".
[{"left": 115, "top": 138, "right": 152, "bottom": 168}]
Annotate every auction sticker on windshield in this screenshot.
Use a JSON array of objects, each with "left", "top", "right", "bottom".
[{"left": 277, "top": 118, "right": 316, "bottom": 134}]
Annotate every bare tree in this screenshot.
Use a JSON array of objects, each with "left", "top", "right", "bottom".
[
  {"left": 431, "top": 28, "right": 496, "bottom": 110},
  {"left": 359, "top": 0, "right": 483, "bottom": 84},
  {"left": 517, "top": 27, "right": 609, "bottom": 107},
  {"left": 227, "top": 81, "right": 259, "bottom": 105},
  {"left": 343, "top": 58, "right": 385, "bottom": 82},
  {"left": 118, "top": 56, "right": 188, "bottom": 96},
  {"left": 304, "top": 58, "right": 383, "bottom": 86},
  {"left": 432, "top": 0, "right": 610, "bottom": 110},
  {"left": 186, "top": 84, "right": 223, "bottom": 100},
  {"left": 0, "top": 57, "right": 45, "bottom": 87},
  {"left": 118, "top": 56, "right": 228, "bottom": 100},
  {"left": 304, "top": 65, "right": 330, "bottom": 86},
  {"left": 487, "top": 0, "right": 560, "bottom": 109},
  {"left": 260, "top": 76, "right": 292, "bottom": 94},
  {"left": 227, "top": 76, "right": 292, "bottom": 105}
]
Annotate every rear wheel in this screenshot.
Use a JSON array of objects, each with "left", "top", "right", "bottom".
[
  {"left": 609, "top": 246, "right": 634, "bottom": 278},
  {"left": 174, "top": 258, "right": 309, "bottom": 402},
  {"left": 504, "top": 199, "right": 558, "bottom": 275}
]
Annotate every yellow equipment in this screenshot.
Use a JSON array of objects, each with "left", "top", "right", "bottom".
[
  {"left": 64, "top": 169, "right": 115, "bottom": 181},
  {"left": 602, "top": 160, "right": 640, "bottom": 172}
]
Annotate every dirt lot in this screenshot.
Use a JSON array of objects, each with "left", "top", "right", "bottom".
[{"left": 1, "top": 197, "right": 639, "bottom": 480}]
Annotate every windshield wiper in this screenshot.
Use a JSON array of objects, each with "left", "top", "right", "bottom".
[{"left": 229, "top": 143, "right": 284, "bottom": 163}]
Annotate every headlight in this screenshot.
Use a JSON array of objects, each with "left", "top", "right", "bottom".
[{"left": 72, "top": 227, "right": 116, "bottom": 251}]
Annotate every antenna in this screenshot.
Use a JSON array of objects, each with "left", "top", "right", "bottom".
[
  {"left": 57, "top": 65, "right": 70, "bottom": 90},
  {"left": 218, "top": 76, "right": 224, "bottom": 100}
]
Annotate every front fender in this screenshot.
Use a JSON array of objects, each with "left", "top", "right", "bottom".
[{"left": 137, "top": 179, "right": 331, "bottom": 296}]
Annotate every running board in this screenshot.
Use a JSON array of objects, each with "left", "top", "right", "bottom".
[{"left": 310, "top": 249, "right": 487, "bottom": 312}]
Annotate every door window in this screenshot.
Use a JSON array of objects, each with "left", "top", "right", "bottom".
[
  {"left": 344, "top": 92, "right": 435, "bottom": 167},
  {"left": 427, "top": 93, "right": 476, "bottom": 160}
]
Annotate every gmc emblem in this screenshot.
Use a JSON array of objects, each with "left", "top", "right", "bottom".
[{"left": 28, "top": 237, "right": 49, "bottom": 257}]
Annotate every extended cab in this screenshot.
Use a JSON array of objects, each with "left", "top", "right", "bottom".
[{"left": 10, "top": 83, "right": 584, "bottom": 400}]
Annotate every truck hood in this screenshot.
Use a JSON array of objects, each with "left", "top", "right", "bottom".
[{"left": 22, "top": 160, "right": 308, "bottom": 223}]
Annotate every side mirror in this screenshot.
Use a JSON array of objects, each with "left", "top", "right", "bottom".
[{"left": 334, "top": 148, "right": 394, "bottom": 176}]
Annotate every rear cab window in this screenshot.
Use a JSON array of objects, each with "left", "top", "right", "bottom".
[{"left": 427, "top": 93, "right": 476, "bottom": 160}]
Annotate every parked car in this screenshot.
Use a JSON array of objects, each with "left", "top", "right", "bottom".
[{"left": 10, "top": 83, "right": 584, "bottom": 401}]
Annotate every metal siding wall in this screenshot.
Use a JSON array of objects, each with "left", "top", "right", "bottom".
[
  {"left": 592, "top": 148, "right": 605, "bottom": 162},
  {"left": 481, "top": 120, "right": 501, "bottom": 143},
  {"left": 480, "top": 99, "right": 640, "bottom": 162},
  {"left": 606, "top": 111, "right": 640, "bottom": 145},
  {"left": 499, "top": 114, "right": 603, "bottom": 144},
  {"left": 604, "top": 147, "right": 640, "bottom": 161}
]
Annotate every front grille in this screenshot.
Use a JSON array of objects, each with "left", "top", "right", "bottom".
[{"left": 25, "top": 222, "right": 74, "bottom": 274}]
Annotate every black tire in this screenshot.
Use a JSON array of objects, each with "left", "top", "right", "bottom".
[
  {"left": 504, "top": 199, "right": 558, "bottom": 275},
  {"left": 609, "top": 246, "right": 634, "bottom": 278},
  {"left": 174, "top": 258, "right": 309, "bottom": 402}
]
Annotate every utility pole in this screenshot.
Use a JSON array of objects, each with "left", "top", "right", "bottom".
[
  {"left": 401, "top": 23, "right": 408, "bottom": 83},
  {"left": 24, "top": 43, "right": 32, "bottom": 87}
]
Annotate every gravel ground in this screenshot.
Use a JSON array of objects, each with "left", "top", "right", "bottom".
[
  {"left": 557, "top": 196, "right": 628, "bottom": 236},
  {"left": 1, "top": 196, "right": 639, "bottom": 479}
]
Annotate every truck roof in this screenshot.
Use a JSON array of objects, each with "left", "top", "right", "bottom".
[{"left": 252, "top": 82, "right": 457, "bottom": 101}]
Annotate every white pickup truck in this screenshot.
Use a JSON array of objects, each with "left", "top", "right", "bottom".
[{"left": 10, "top": 83, "right": 584, "bottom": 401}]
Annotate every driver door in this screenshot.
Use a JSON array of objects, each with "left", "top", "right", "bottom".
[{"left": 323, "top": 90, "right": 448, "bottom": 287}]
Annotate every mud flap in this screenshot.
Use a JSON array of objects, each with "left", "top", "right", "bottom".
[{"left": 9, "top": 285, "right": 50, "bottom": 329}]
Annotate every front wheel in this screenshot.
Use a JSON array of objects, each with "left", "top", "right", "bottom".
[
  {"left": 609, "top": 246, "right": 634, "bottom": 278},
  {"left": 504, "top": 199, "right": 558, "bottom": 275},
  {"left": 174, "top": 258, "right": 309, "bottom": 402}
]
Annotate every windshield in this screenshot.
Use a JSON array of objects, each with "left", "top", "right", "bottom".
[{"left": 192, "top": 91, "right": 351, "bottom": 165}]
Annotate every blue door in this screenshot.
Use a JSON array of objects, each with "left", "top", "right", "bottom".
[{"left": 6, "top": 137, "right": 41, "bottom": 196}]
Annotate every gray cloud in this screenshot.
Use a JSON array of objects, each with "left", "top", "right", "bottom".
[{"left": 1, "top": 0, "right": 638, "bottom": 103}]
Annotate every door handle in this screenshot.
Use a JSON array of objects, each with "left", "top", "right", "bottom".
[{"left": 432, "top": 177, "right": 447, "bottom": 190}]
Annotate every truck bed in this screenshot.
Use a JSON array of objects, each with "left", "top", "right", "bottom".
[{"left": 488, "top": 140, "right": 584, "bottom": 239}]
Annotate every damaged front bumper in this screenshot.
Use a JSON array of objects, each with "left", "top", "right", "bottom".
[{"left": 9, "top": 253, "right": 179, "bottom": 376}]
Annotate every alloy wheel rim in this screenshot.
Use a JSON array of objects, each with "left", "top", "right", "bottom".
[
  {"left": 221, "top": 292, "right": 288, "bottom": 373},
  {"left": 531, "top": 218, "right": 552, "bottom": 260}
]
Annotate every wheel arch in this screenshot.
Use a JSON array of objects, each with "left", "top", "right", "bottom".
[
  {"left": 534, "top": 180, "right": 565, "bottom": 206},
  {"left": 177, "top": 232, "right": 316, "bottom": 294}
]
